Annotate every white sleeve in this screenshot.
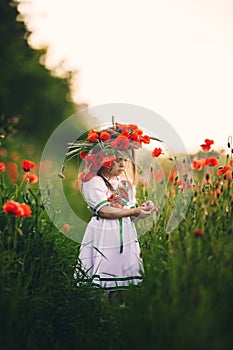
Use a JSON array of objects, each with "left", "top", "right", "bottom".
[
  {"left": 82, "top": 176, "right": 109, "bottom": 213},
  {"left": 125, "top": 180, "right": 136, "bottom": 207}
]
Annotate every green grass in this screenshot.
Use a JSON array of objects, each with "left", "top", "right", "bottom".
[{"left": 0, "top": 141, "right": 233, "bottom": 350}]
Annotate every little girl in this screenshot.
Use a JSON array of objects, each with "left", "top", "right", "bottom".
[{"left": 72, "top": 123, "right": 155, "bottom": 294}]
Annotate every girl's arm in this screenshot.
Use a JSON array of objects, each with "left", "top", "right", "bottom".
[{"left": 98, "top": 205, "right": 151, "bottom": 220}]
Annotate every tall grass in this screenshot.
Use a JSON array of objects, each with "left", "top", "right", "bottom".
[{"left": 0, "top": 136, "right": 233, "bottom": 350}]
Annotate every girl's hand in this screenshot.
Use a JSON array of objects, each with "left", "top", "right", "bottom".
[
  {"left": 132, "top": 205, "right": 153, "bottom": 222},
  {"left": 140, "top": 200, "right": 154, "bottom": 212}
]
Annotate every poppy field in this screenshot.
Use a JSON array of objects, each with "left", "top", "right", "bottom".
[{"left": 0, "top": 134, "right": 233, "bottom": 350}]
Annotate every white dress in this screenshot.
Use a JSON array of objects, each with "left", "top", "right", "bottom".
[{"left": 74, "top": 175, "right": 144, "bottom": 291}]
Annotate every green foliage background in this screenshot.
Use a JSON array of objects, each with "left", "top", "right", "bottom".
[{"left": 0, "top": 0, "right": 78, "bottom": 148}]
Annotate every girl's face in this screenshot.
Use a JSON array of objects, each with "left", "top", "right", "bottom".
[{"left": 107, "top": 157, "right": 129, "bottom": 177}]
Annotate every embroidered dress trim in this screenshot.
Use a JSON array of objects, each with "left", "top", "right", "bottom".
[
  {"left": 77, "top": 274, "right": 143, "bottom": 290},
  {"left": 94, "top": 200, "right": 109, "bottom": 213}
]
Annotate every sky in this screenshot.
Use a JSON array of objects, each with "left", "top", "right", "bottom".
[{"left": 18, "top": 0, "right": 233, "bottom": 153}]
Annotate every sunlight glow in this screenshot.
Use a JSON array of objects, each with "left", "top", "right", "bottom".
[{"left": 18, "top": 0, "right": 233, "bottom": 152}]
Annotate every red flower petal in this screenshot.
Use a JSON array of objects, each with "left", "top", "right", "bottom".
[
  {"left": 110, "top": 135, "right": 130, "bottom": 150},
  {"left": 204, "top": 139, "right": 214, "bottom": 146},
  {"left": 205, "top": 157, "right": 218, "bottom": 167},
  {"left": 23, "top": 173, "right": 38, "bottom": 184},
  {"left": 200, "top": 143, "right": 211, "bottom": 152},
  {"left": 100, "top": 155, "right": 116, "bottom": 168},
  {"left": 0, "top": 162, "right": 6, "bottom": 172},
  {"left": 152, "top": 147, "right": 162, "bottom": 157},
  {"left": 2, "top": 200, "right": 32, "bottom": 217},
  {"left": 22, "top": 159, "right": 35, "bottom": 172},
  {"left": 140, "top": 135, "right": 150, "bottom": 144},
  {"left": 99, "top": 131, "right": 111, "bottom": 142},
  {"left": 87, "top": 129, "right": 99, "bottom": 142},
  {"left": 192, "top": 159, "right": 206, "bottom": 170}
]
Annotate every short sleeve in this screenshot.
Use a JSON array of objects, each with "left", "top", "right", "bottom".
[{"left": 82, "top": 176, "right": 109, "bottom": 213}]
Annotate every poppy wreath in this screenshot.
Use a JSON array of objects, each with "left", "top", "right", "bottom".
[{"left": 66, "top": 121, "right": 162, "bottom": 182}]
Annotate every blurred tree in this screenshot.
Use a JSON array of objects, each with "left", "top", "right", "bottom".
[{"left": 0, "top": 0, "right": 79, "bottom": 148}]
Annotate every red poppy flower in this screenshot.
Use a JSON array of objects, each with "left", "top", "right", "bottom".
[
  {"left": 141, "top": 135, "right": 150, "bottom": 144},
  {"left": 23, "top": 173, "right": 38, "bottom": 184},
  {"left": 85, "top": 153, "right": 100, "bottom": 171},
  {"left": 193, "top": 228, "right": 204, "bottom": 237},
  {"left": 0, "top": 162, "right": 6, "bottom": 172},
  {"left": 192, "top": 159, "right": 206, "bottom": 170},
  {"left": 99, "top": 131, "right": 111, "bottom": 142},
  {"left": 152, "top": 147, "right": 162, "bottom": 157},
  {"left": 127, "top": 124, "right": 139, "bottom": 132},
  {"left": 115, "top": 122, "right": 129, "bottom": 131},
  {"left": 217, "top": 166, "right": 232, "bottom": 179},
  {"left": 63, "top": 223, "right": 71, "bottom": 234},
  {"left": 230, "top": 159, "right": 233, "bottom": 167},
  {"left": 100, "top": 155, "right": 116, "bottom": 169},
  {"left": 128, "top": 131, "right": 141, "bottom": 147},
  {"left": 19, "top": 203, "right": 32, "bottom": 217},
  {"left": 87, "top": 129, "right": 99, "bottom": 142},
  {"left": 204, "top": 139, "right": 214, "bottom": 146},
  {"left": 205, "top": 157, "right": 218, "bottom": 167},
  {"left": 2, "top": 200, "right": 32, "bottom": 217},
  {"left": 79, "top": 171, "right": 95, "bottom": 182},
  {"left": 22, "top": 159, "right": 35, "bottom": 172},
  {"left": 168, "top": 170, "right": 177, "bottom": 183},
  {"left": 7, "top": 162, "right": 18, "bottom": 183},
  {"left": 200, "top": 143, "right": 211, "bottom": 152},
  {"left": 115, "top": 123, "right": 138, "bottom": 132},
  {"left": 110, "top": 135, "right": 130, "bottom": 150}
]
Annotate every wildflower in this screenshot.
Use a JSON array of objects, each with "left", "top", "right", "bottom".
[
  {"left": 193, "top": 228, "right": 204, "bottom": 237},
  {"left": 204, "top": 139, "right": 214, "bottom": 146},
  {"left": 63, "top": 223, "right": 71, "bottom": 234},
  {"left": 0, "top": 148, "right": 7, "bottom": 157},
  {"left": 200, "top": 139, "right": 214, "bottom": 152},
  {"left": 205, "top": 157, "right": 218, "bottom": 167},
  {"left": 0, "top": 162, "right": 6, "bottom": 172},
  {"left": 110, "top": 135, "right": 130, "bottom": 150},
  {"left": 99, "top": 131, "right": 111, "bottom": 142},
  {"left": 2, "top": 200, "right": 32, "bottom": 217},
  {"left": 100, "top": 155, "right": 116, "bottom": 169},
  {"left": 200, "top": 143, "right": 211, "bottom": 152},
  {"left": 22, "top": 159, "right": 35, "bottom": 172},
  {"left": 19, "top": 203, "right": 32, "bottom": 217},
  {"left": 152, "top": 147, "right": 162, "bottom": 157},
  {"left": 23, "top": 173, "right": 38, "bottom": 184},
  {"left": 217, "top": 166, "right": 232, "bottom": 179},
  {"left": 192, "top": 159, "right": 206, "bottom": 170},
  {"left": 87, "top": 129, "right": 99, "bottom": 142},
  {"left": 7, "top": 162, "right": 18, "bottom": 183},
  {"left": 85, "top": 153, "right": 104, "bottom": 171},
  {"left": 141, "top": 135, "right": 150, "bottom": 144}
]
